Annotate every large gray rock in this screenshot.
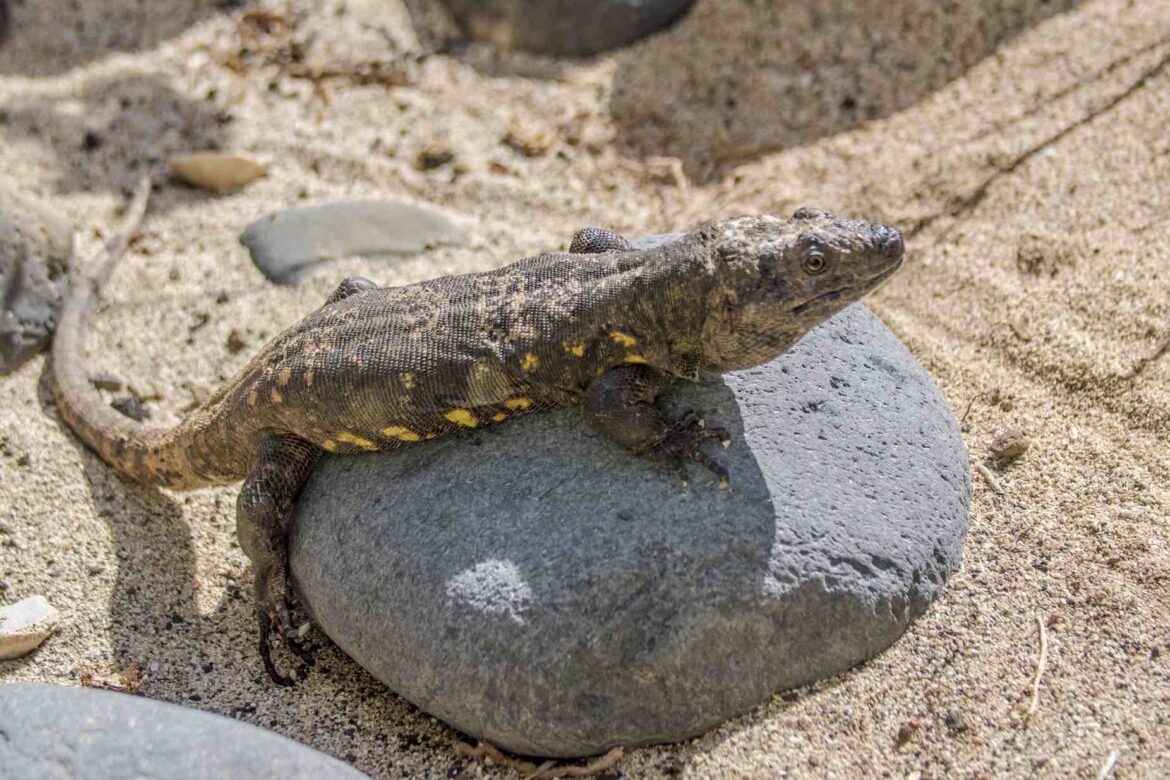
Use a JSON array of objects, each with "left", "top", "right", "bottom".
[
  {"left": 439, "top": 0, "right": 696, "bottom": 56},
  {"left": 0, "top": 186, "right": 73, "bottom": 373},
  {"left": 290, "top": 304, "right": 970, "bottom": 757},
  {"left": 0, "top": 683, "right": 368, "bottom": 779}
]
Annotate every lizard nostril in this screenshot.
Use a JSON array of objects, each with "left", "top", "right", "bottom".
[{"left": 877, "top": 227, "right": 904, "bottom": 258}]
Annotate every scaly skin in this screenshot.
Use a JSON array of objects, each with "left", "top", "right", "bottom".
[{"left": 52, "top": 184, "right": 905, "bottom": 684}]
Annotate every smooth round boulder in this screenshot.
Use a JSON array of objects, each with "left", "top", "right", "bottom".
[
  {"left": 290, "top": 304, "right": 970, "bottom": 757},
  {"left": 438, "top": 0, "right": 697, "bottom": 56},
  {"left": 0, "top": 683, "right": 368, "bottom": 779}
]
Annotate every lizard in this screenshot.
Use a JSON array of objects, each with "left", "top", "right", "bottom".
[{"left": 51, "top": 179, "right": 904, "bottom": 685}]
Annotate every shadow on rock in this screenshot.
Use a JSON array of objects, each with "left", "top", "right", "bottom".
[
  {"left": 609, "top": 0, "right": 1081, "bottom": 181},
  {"left": 0, "top": 73, "right": 225, "bottom": 205},
  {"left": 0, "top": 0, "right": 225, "bottom": 77}
]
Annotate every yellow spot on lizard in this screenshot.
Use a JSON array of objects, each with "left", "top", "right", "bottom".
[
  {"left": 336, "top": 432, "right": 378, "bottom": 450},
  {"left": 322, "top": 440, "right": 337, "bottom": 452},
  {"left": 563, "top": 340, "right": 586, "bottom": 357},
  {"left": 270, "top": 387, "right": 283, "bottom": 404},
  {"left": 624, "top": 354, "right": 648, "bottom": 364},
  {"left": 381, "top": 425, "right": 422, "bottom": 442},
  {"left": 491, "top": 412, "right": 508, "bottom": 422},
  {"left": 277, "top": 367, "right": 292, "bottom": 386},
  {"left": 246, "top": 389, "right": 258, "bottom": 407},
  {"left": 610, "top": 331, "right": 637, "bottom": 347},
  {"left": 519, "top": 353, "right": 540, "bottom": 372},
  {"left": 445, "top": 408, "right": 479, "bottom": 427},
  {"left": 401, "top": 372, "right": 415, "bottom": 390},
  {"left": 304, "top": 369, "right": 314, "bottom": 387},
  {"left": 504, "top": 397, "right": 533, "bottom": 410}
]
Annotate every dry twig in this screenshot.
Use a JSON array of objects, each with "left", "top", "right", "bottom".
[
  {"left": 974, "top": 463, "right": 1003, "bottom": 494},
  {"left": 455, "top": 741, "right": 623, "bottom": 779},
  {"left": 1026, "top": 614, "right": 1048, "bottom": 717}
]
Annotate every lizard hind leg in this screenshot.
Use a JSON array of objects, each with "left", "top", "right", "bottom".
[
  {"left": 235, "top": 434, "right": 322, "bottom": 686},
  {"left": 569, "top": 227, "right": 633, "bottom": 254},
  {"left": 583, "top": 364, "right": 731, "bottom": 488},
  {"left": 325, "top": 276, "right": 378, "bottom": 305}
]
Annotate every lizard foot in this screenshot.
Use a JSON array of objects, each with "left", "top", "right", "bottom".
[
  {"left": 646, "top": 411, "right": 731, "bottom": 489},
  {"left": 254, "top": 563, "right": 315, "bottom": 687}
]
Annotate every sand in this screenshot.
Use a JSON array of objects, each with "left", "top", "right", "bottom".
[{"left": 1, "top": 0, "right": 1167, "bottom": 777}]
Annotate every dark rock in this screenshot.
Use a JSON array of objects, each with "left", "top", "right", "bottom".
[
  {"left": 111, "top": 395, "right": 149, "bottom": 422},
  {"left": 0, "top": 185, "right": 73, "bottom": 374},
  {"left": 239, "top": 200, "right": 468, "bottom": 285},
  {"left": 290, "top": 304, "right": 970, "bottom": 756},
  {"left": 0, "top": 683, "right": 368, "bottom": 779},
  {"left": 88, "top": 370, "right": 125, "bottom": 392},
  {"left": 439, "top": 0, "right": 696, "bottom": 56},
  {"left": 415, "top": 141, "right": 456, "bottom": 170}
]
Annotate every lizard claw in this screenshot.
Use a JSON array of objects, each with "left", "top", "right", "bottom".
[
  {"left": 648, "top": 411, "right": 733, "bottom": 489},
  {"left": 254, "top": 564, "right": 314, "bottom": 686}
]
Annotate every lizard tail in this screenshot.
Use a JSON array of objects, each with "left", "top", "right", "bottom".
[{"left": 51, "top": 179, "right": 213, "bottom": 490}]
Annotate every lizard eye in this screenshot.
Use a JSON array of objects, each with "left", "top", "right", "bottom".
[{"left": 803, "top": 251, "right": 827, "bottom": 275}]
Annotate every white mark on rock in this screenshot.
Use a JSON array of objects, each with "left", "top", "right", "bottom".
[{"left": 446, "top": 559, "right": 532, "bottom": 625}]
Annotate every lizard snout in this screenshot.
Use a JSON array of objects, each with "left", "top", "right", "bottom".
[{"left": 875, "top": 225, "right": 905, "bottom": 261}]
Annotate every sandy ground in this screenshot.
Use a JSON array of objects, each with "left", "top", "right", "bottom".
[{"left": 1, "top": 0, "right": 1168, "bottom": 777}]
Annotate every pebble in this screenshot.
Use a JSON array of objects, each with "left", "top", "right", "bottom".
[
  {"left": 239, "top": 200, "right": 468, "bottom": 284},
  {"left": 0, "top": 595, "right": 59, "bottom": 660},
  {"left": 415, "top": 141, "right": 455, "bottom": 170},
  {"left": 989, "top": 426, "right": 1031, "bottom": 465},
  {"left": 170, "top": 152, "right": 268, "bottom": 193}
]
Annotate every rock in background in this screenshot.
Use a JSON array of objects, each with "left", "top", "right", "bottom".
[
  {"left": 439, "top": 0, "right": 697, "bottom": 56},
  {"left": 0, "top": 683, "right": 369, "bottom": 779},
  {"left": 291, "top": 304, "right": 970, "bottom": 757},
  {"left": 0, "top": 185, "right": 73, "bottom": 374}
]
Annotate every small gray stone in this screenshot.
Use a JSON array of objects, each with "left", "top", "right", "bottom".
[
  {"left": 439, "top": 0, "right": 696, "bottom": 56},
  {"left": 239, "top": 200, "right": 468, "bottom": 285},
  {"left": 0, "top": 185, "right": 74, "bottom": 373},
  {"left": 290, "top": 304, "right": 970, "bottom": 757},
  {"left": 0, "top": 683, "right": 368, "bottom": 779},
  {"left": 0, "top": 595, "right": 59, "bottom": 660}
]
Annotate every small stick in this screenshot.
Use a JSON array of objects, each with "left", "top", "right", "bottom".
[
  {"left": 1026, "top": 614, "right": 1048, "bottom": 717},
  {"left": 959, "top": 395, "right": 976, "bottom": 427},
  {"left": 455, "top": 741, "right": 624, "bottom": 779},
  {"left": 974, "top": 463, "right": 1003, "bottom": 494},
  {"left": 1096, "top": 750, "right": 1120, "bottom": 780}
]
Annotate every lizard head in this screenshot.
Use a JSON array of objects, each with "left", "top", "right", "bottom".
[{"left": 699, "top": 208, "right": 904, "bottom": 371}]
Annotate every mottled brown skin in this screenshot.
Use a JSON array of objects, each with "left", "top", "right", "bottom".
[{"left": 53, "top": 200, "right": 904, "bottom": 684}]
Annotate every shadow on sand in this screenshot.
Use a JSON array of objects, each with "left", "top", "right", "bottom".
[{"left": 606, "top": 0, "right": 1082, "bottom": 181}]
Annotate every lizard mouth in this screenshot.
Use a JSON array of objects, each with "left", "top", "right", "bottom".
[{"left": 792, "top": 287, "right": 850, "bottom": 315}]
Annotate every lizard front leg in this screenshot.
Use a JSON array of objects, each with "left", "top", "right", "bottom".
[
  {"left": 583, "top": 364, "right": 731, "bottom": 488},
  {"left": 236, "top": 434, "right": 321, "bottom": 685},
  {"left": 569, "top": 227, "right": 632, "bottom": 254},
  {"left": 325, "top": 276, "right": 377, "bottom": 304}
]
